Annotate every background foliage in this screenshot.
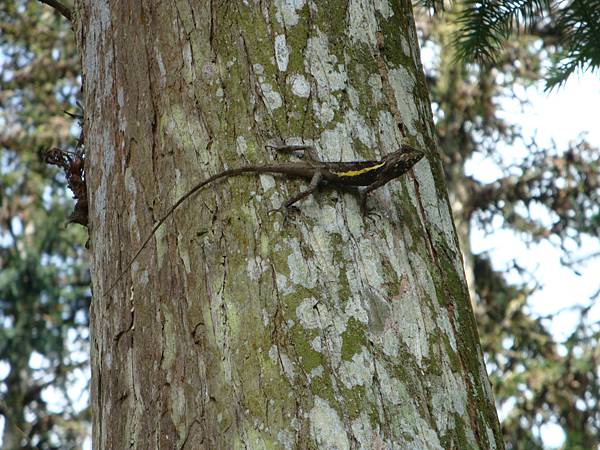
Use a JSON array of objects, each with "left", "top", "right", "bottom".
[
  {"left": 0, "top": 1, "right": 89, "bottom": 449},
  {"left": 425, "top": 0, "right": 600, "bottom": 89},
  {"left": 0, "top": 1, "right": 598, "bottom": 449}
]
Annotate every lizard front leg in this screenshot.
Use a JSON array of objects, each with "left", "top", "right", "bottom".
[{"left": 359, "top": 176, "right": 393, "bottom": 213}]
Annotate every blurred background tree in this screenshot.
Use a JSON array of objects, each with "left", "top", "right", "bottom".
[
  {"left": 1, "top": 0, "right": 599, "bottom": 449},
  {"left": 0, "top": 1, "right": 89, "bottom": 449},
  {"left": 415, "top": 1, "right": 600, "bottom": 448}
]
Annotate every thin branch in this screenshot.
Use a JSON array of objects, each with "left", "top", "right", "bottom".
[{"left": 38, "top": 0, "right": 72, "bottom": 22}]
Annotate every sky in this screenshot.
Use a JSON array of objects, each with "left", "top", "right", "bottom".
[{"left": 468, "top": 72, "right": 600, "bottom": 333}]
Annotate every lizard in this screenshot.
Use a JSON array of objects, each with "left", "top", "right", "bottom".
[{"left": 107, "top": 143, "right": 424, "bottom": 292}]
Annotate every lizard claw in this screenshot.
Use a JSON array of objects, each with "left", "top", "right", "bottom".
[
  {"left": 365, "top": 208, "right": 382, "bottom": 222},
  {"left": 268, "top": 205, "right": 296, "bottom": 224}
]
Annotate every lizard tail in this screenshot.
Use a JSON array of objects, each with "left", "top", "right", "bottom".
[{"left": 106, "top": 166, "right": 266, "bottom": 294}]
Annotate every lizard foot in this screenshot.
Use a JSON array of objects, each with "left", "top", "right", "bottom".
[
  {"left": 359, "top": 193, "right": 381, "bottom": 222},
  {"left": 268, "top": 205, "right": 299, "bottom": 224}
]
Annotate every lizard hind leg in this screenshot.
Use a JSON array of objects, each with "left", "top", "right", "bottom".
[
  {"left": 266, "top": 143, "right": 321, "bottom": 162},
  {"left": 269, "top": 170, "right": 323, "bottom": 223}
]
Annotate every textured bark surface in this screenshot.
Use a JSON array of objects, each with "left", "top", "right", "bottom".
[{"left": 75, "top": 0, "right": 504, "bottom": 448}]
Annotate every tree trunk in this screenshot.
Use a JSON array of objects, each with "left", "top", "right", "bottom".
[{"left": 75, "top": 0, "right": 504, "bottom": 448}]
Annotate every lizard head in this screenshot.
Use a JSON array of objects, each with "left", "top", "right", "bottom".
[{"left": 383, "top": 145, "right": 425, "bottom": 175}]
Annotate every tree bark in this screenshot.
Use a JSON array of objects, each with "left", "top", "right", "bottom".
[{"left": 75, "top": 0, "right": 504, "bottom": 448}]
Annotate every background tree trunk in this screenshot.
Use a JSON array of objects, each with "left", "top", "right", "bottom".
[{"left": 75, "top": 0, "right": 504, "bottom": 448}]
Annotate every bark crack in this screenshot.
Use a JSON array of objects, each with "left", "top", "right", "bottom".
[{"left": 375, "top": 31, "right": 406, "bottom": 137}]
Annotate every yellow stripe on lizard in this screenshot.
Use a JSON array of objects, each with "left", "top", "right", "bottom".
[{"left": 333, "top": 161, "right": 385, "bottom": 177}]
